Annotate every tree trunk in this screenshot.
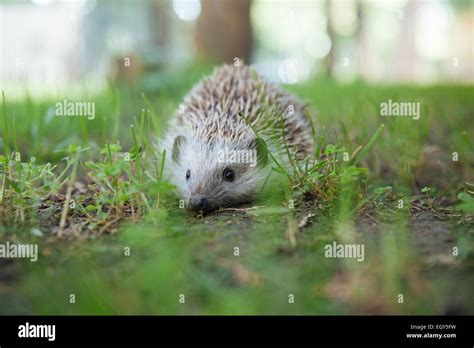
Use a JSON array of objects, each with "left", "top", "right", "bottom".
[{"left": 195, "top": 0, "right": 253, "bottom": 64}]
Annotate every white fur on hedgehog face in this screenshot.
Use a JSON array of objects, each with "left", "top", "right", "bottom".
[{"left": 167, "top": 135, "right": 267, "bottom": 212}]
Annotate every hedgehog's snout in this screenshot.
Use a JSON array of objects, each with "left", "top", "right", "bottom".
[{"left": 189, "top": 194, "right": 214, "bottom": 214}]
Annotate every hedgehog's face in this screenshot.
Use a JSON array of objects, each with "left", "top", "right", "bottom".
[{"left": 170, "top": 135, "right": 268, "bottom": 214}]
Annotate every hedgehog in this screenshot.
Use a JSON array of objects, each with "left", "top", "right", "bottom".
[{"left": 162, "top": 64, "right": 313, "bottom": 214}]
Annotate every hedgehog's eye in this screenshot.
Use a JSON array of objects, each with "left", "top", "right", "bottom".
[
  {"left": 223, "top": 168, "right": 235, "bottom": 182},
  {"left": 186, "top": 169, "right": 191, "bottom": 180}
]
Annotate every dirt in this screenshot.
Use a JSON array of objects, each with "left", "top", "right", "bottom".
[{"left": 410, "top": 210, "right": 455, "bottom": 255}]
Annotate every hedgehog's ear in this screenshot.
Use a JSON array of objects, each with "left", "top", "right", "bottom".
[
  {"left": 254, "top": 138, "right": 268, "bottom": 167},
  {"left": 172, "top": 135, "right": 186, "bottom": 163}
]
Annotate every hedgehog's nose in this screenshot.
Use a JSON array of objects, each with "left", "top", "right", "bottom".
[{"left": 190, "top": 195, "right": 209, "bottom": 212}]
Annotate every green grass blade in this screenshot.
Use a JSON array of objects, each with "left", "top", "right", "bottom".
[{"left": 351, "top": 124, "right": 384, "bottom": 166}]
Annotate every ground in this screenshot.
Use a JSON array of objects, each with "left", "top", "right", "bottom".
[{"left": 0, "top": 66, "right": 473, "bottom": 314}]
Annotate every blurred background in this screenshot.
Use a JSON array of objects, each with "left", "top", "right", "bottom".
[{"left": 1, "top": 0, "right": 473, "bottom": 98}]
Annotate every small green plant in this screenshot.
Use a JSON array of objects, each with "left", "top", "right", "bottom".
[
  {"left": 239, "top": 110, "right": 383, "bottom": 206},
  {"left": 456, "top": 191, "right": 474, "bottom": 212},
  {"left": 0, "top": 90, "right": 172, "bottom": 235},
  {"left": 420, "top": 186, "right": 435, "bottom": 208}
]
